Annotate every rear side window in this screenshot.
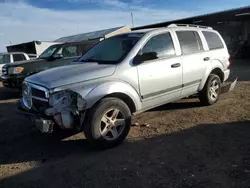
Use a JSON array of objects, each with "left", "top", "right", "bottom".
[
  {"left": 202, "top": 31, "right": 224, "bottom": 50},
  {"left": 176, "top": 31, "right": 204, "bottom": 55},
  {"left": 13, "top": 54, "right": 26, "bottom": 62},
  {"left": 141, "top": 32, "right": 175, "bottom": 59}
]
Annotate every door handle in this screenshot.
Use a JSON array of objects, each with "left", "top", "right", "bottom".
[
  {"left": 203, "top": 57, "right": 210, "bottom": 61},
  {"left": 171, "top": 63, "right": 181, "bottom": 68}
]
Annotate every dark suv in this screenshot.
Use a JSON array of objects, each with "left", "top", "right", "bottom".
[{"left": 1, "top": 41, "right": 97, "bottom": 88}]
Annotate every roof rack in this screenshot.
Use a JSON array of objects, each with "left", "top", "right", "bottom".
[{"left": 167, "top": 24, "right": 213, "bottom": 30}]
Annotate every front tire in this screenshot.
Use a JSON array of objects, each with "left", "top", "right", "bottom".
[
  {"left": 199, "top": 74, "right": 221, "bottom": 106},
  {"left": 84, "top": 97, "right": 131, "bottom": 149}
]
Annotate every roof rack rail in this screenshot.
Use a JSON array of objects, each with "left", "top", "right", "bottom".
[{"left": 167, "top": 24, "right": 213, "bottom": 30}]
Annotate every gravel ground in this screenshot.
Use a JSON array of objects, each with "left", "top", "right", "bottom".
[{"left": 0, "top": 59, "right": 250, "bottom": 188}]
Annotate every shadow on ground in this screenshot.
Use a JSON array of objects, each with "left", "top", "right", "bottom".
[
  {"left": 1, "top": 120, "right": 250, "bottom": 188},
  {"left": 0, "top": 86, "right": 20, "bottom": 100},
  {"left": 151, "top": 100, "right": 201, "bottom": 112}
]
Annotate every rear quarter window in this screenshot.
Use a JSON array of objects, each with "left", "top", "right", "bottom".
[{"left": 202, "top": 31, "right": 224, "bottom": 50}]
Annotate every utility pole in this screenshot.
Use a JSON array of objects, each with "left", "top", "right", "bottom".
[{"left": 131, "top": 12, "right": 134, "bottom": 27}]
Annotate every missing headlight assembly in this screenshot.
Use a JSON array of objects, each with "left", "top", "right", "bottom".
[{"left": 45, "top": 90, "right": 86, "bottom": 130}]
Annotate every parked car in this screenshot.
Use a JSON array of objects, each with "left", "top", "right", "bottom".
[
  {"left": 1, "top": 41, "right": 98, "bottom": 88},
  {"left": 0, "top": 52, "right": 30, "bottom": 77},
  {"left": 18, "top": 24, "right": 237, "bottom": 149}
]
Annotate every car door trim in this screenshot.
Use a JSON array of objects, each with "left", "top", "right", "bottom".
[
  {"left": 142, "top": 79, "right": 201, "bottom": 99},
  {"left": 142, "top": 84, "right": 182, "bottom": 99},
  {"left": 182, "top": 79, "right": 201, "bottom": 88}
]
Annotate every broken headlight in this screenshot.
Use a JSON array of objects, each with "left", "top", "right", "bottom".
[
  {"left": 49, "top": 91, "right": 66, "bottom": 106},
  {"left": 49, "top": 90, "right": 86, "bottom": 111}
]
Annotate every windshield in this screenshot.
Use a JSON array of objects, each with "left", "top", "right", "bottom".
[
  {"left": 39, "top": 44, "right": 61, "bottom": 59},
  {"left": 79, "top": 34, "right": 143, "bottom": 64},
  {"left": 0, "top": 54, "right": 10, "bottom": 64}
]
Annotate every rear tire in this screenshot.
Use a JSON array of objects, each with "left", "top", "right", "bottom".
[
  {"left": 84, "top": 97, "right": 131, "bottom": 149},
  {"left": 199, "top": 74, "right": 221, "bottom": 106}
]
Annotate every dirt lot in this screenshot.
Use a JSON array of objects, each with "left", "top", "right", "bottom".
[{"left": 0, "top": 60, "right": 250, "bottom": 188}]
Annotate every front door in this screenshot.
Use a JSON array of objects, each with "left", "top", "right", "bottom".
[{"left": 137, "top": 32, "right": 183, "bottom": 109}]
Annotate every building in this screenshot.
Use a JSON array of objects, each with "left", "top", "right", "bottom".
[
  {"left": 132, "top": 6, "right": 250, "bottom": 54},
  {"left": 54, "top": 26, "right": 131, "bottom": 43},
  {"left": 6, "top": 41, "right": 60, "bottom": 58},
  {"left": 6, "top": 26, "right": 131, "bottom": 57}
]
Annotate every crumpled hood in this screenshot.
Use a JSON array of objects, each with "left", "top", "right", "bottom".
[{"left": 25, "top": 63, "right": 116, "bottom": 88}]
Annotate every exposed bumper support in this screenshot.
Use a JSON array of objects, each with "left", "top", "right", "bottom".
[{"left": 17, "top": 99, "right": 54, "bottom": 133}]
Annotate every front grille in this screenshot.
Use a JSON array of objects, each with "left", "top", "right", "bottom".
[
  {"left": 32, "top": 88, "right": 46, "bottom": 98},
  {"left": 23, "top": 83, "right": 49, "bottom": 112},
  {"left": 32, "top": 98, "right": 49, "bottom": 112}
]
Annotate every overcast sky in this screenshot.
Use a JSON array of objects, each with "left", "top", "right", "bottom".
[{"left": 0, "top": 0, "right": 249, "bottom": 52}]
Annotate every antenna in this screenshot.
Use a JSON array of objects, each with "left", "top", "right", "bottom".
[{"left": 131, "top": 12, "right": 134, "bottom": 27}]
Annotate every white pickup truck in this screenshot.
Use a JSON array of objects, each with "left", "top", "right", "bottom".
[{"left": 0, "top": 52, "right": 30, "bottom": 76}]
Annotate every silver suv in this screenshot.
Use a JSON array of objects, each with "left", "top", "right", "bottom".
[{"left": 18, "top": 24, "right": 237, "bottom": 149}]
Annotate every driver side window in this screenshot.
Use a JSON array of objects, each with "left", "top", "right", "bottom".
[
  {"left": 141, "top": 32, "right": 176, "bottom": 59},
  {"left": 61, "top": 45, "right": 78, "bottom": 57}
]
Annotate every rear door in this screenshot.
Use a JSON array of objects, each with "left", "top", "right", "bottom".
[
  {"left": 175, "top": 30, "right": 209, "bottom": 97},
  {"left": 202, "top": 31, "right": 229, "bottom": 71}
]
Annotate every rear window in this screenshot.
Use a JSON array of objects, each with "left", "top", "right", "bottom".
[
  {"left": 176, "top": 31, "right": 204, "bottom": 55},
  {"left": 202, "top": 31, "right": 224, "bottom": 50},
  {"left": 13, "top": 54, "right": 26, "bottom": 62}
]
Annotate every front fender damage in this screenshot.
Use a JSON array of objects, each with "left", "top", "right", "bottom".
[{"left": 44, "top": 90, "right": 86, "bottom": 131}]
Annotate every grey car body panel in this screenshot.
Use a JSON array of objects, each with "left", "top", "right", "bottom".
[
  {"left": 26, "top": 63, "right": 117, "bottom": 89},
  {"left": 23, "top": 25, "right": 232, "bottom": 115}
]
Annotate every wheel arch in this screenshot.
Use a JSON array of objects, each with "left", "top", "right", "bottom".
[
  {"left": 103, "top": 93, "right": 136, "bottom": 113},
  {"left": 83, "top": 81, "right": 142, "bottom": 113},
  {"left": 199, "top": 59, "right": 224, "bottom": 91}
]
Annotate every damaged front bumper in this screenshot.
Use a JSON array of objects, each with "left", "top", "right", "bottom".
[
  {"left": 17, "top": 99, "right": 55, "bottom": 133},
  {"left": 17, "top": 89, "right": 87, "bottom": 134}
]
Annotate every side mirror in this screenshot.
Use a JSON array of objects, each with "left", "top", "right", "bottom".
[
  {"left": 133, "top": 52, "right": 158, "bottom": 65},
  {"left": 133, "top": 55, "right": 142, "bottom": 65},
  {"left": 141, "top": 52, "right": 158, "bottom": 61},
  {"left": 53, "top": 54, "right": 64, "bottom": 59}
]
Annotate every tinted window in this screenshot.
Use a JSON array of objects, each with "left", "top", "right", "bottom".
[
  {"left": 55, "top": 45, "right": 78, "bottom": 57},
  {"left": 39, "top": 45, "right": 61, "bottom": 59},
  {"left": 141, "top": 33, "right": 175, "bottom": 59},
  {"left": 77, "top": 43, "right": 97, "bottom": 56},
  {"left": 13, "top": 54, "right": 25, "bottom": 62},
  {"left": 202, "top": 31, "right": 224, "bottom": 50},
  {"left": 177, "top": 31, "right": 204, "bottom": 55},
  {"left": 79, "top": 34, "right": 142, "bottom": 64},
  {"left": 62, "top": 45, "right": 78, "bottom": 57}
]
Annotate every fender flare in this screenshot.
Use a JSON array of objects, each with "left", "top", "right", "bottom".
[{"left": 71, "top": 81, "right": 142, "bottom": 112}]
